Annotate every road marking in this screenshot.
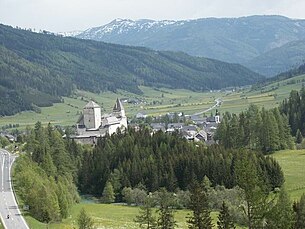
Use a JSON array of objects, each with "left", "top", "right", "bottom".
[{"left": 1, "top": 154, "right": 4, "bottom": 190}]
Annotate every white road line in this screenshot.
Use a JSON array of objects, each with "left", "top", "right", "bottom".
[
  {"left": 1, "top": 155, "right": 4, "bottom": 192},
  {"left": 8, "top": 154, "right": 29, "bottom": 229}
]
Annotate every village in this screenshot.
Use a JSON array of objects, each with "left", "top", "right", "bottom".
[{"left": 71, "top": 98, "right": 221, "bottom": 145}]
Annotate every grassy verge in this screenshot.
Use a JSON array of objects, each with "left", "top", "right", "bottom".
[{"left": 272, "top": 149, "right": 305, "bottom": 200}]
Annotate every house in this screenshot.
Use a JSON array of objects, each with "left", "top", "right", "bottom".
[
  {"left": 136, "top": 112, "right": 147, "bottom": 119},
  {"left": 181, "top": 125, "right": 197, "bottom": 138},
  {"left": 166, "top": 123, "right": 184, "bottom": 132},
  {"left": 150, "top": 123, "right": 166, "bottom": 132},
  {"left": 195, "top": 130, "right": 207, "bottom": 142}
]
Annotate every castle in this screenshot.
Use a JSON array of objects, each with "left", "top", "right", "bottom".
[{"left": 71, "top": 99, "right": 127, "bottom": 144}]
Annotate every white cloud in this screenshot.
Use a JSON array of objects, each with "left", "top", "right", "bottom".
[{"left": 0, "top": 0, "right": 305, "bottom": 32}]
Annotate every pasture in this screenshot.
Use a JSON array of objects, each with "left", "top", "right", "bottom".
[
  {"left": 1, "top": 74, "right": 305, "bottom": 129},
  {"left": 272, "top": 149, "right": 305, "bottom": 201}
]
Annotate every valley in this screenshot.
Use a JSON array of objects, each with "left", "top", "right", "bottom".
[{"left": 1, "top": 73, "right": 305, "bottom": 130}]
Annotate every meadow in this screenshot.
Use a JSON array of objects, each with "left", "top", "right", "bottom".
[
  {"left": 24, "top": 202, "right": 221, "bottom": 229},
  {"left": 1, "top": 74, "right": 305, "bottom": 129},
  {"left": 21, "top": 149, "right": 305, "bottom": 229},
  {"left": 272, "top": 149, "right": 305, "bottom": 201}
]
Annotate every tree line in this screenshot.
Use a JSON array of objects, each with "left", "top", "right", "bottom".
[
  {"left": 280, "top": 87, "right": 305, "bottom": 137},
  {"left": 78, "top": 128, "right": 284, "bottom": 197},
  {"left": 14, "top": 122, "right": 82, "bottom": 223},
  {"left": 215, "top": 104, "right": 294, "bottom": 153}
]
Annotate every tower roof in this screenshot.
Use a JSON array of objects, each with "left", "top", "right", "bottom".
[
  {"left": 84, "top": 101, "right": 100, "bottom": 109},
  {"left": 113, "top": 98, "right": 124, "bottom": 112}
]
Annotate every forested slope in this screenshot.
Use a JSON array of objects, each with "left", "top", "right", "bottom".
[{"left": 0, "top": 24, "right": 263, "bottom": 115}]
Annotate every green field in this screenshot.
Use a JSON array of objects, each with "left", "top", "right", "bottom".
[
  {"left": 25, "top": 203, "right": 221, "bottom": 229},
  {"left": 272, "top": 149, "right": 305, "bottom": 200},
  {"left": 1, "top": 74, "right": 305, "bottom": 129}
]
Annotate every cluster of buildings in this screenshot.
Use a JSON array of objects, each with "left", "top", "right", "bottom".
[
  {"left": 70, "top": 99, "right": 220, "bottom": 145},
  {"left": 149, "top": 114, "right": 220, "bottom": 143},
  {"left": 71, "top": 99, "right": 128, "bottom": 144}
]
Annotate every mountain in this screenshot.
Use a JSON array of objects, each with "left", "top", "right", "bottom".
[
  {"left": 0, "top": 24, "right": 262, "bottom": 116},
  {"left": 75, "top": 16, "right": 305, "bottom": 65},
  {"left": 244, "top": 39, "right": 305, "bottom": 76}
]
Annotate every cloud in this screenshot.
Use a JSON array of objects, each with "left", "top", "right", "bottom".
[{"left": 0, "top": 0, "right": 305, "bottom": 32}]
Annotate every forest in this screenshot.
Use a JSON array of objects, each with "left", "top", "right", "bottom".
[
  {"left": 12, "top": 88, "right": 305, "bottom": 228},
  {"left": 0, "top": 24, "right": 263, "bottom": 115},
  {"left": 15, "top": 122, "right": 286, "bottom": 227},
  {"left": 214, "top": 105, "right": 294, "bottom": 153}
]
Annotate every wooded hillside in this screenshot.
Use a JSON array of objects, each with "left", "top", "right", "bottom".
[{"left": 0, "top": 24, "right": 263, "bottom": 115}]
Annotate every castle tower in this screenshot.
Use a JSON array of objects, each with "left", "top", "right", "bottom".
[{"left": 83, "top": 101, "right": 101, "bottom": 129}]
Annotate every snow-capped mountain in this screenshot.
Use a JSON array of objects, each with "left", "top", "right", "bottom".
[
  {"left": 73, "top": 16, "right": 305, "bottom": 76},
  {"left": 58, "top": 30, "right": 83, "bottom": 37},
  {"left": 76, "top": 18, "right": 184, "bottom": 40}
]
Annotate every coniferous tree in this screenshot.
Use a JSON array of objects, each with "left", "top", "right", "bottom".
[
  {"left": 293, "top": 194, "right": 305, "bottom": 229},
  {"left": 134, "top": 195, "right": 157, "bottom": 229},
  {"left": 296, "top": 129, "right": 303, "bottom": 144},
  {"left": 157, "top": 188, "right": 176, "bottom": 229},
  {"left": 187, "top": 181, "right": 213, "bottom": 229},
  {"left": 217, "top": 201, "right": 236, "bottom": 229},
  {"left": 234, "top": 152, "right": 269, "bottom": 229},
  {"left": 265, "top": 187, "right": 293, "bottom": 229},
  {"left": 102, "top": 181, "right": 115, "bottom": 203},
  {"left": 77, "top": 208, "right": 94, "bottom": 229}
]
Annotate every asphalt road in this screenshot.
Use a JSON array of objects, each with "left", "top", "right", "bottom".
[
  {"left": 0, "top": 149, "right": 29, "bottom": 229},
  {"left": 192, "top": 98, "right": 222, "bottom": 116}
]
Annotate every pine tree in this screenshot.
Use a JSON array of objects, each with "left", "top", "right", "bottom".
[
  {"left": 293, "top": 194, "right": 305, "bottom": 229},
  {"left": 234, "top": 152, "right": 269, "bottom": 229},
  {"left": 265, "top": 187, "right": 293, "bottom": 229},
  {"left": 157, "top": 188, "right": 176, "bottom": 229},
  {"left": 187, "top": 181, "right": 213, "bottom": 229},
  {"left": 134, "top": 195, "right": 157, "bottom": 229},
  {"left": 102, "top": 181, "right": 115, "bottom": 203},
  {"left": 296, "top": 129, "right": 303, "bottom": 144},
  {"left": 217, "top": 201, "right": 236, "bottom": 229},
  {"left": 77, "top": 208, "right": 94, "bottom": 229}
]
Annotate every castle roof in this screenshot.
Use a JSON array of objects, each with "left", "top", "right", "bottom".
[
  {"left": 84, "top": 101, "right": 100, "bottom": 109},
  {"left": 113, "top": 98, "right": 124, "bottom": 112}
]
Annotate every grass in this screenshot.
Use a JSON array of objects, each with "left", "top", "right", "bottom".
[
  {"left": 1, "top": 74, "right": 305, "bottom": 129},
  {"left": 25, "top": 203, "right": 223, "bottom": 229},
  {"left": 272, "top": 149, "right": 305, "bottom": 200}
]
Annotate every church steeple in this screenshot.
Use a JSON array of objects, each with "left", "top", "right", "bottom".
[{"left": 113, "top": 98, "right": 125, "bottom": 118}]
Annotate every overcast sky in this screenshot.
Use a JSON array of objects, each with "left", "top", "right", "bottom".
[{"left": 1, "top": 0, "right": 305, "bottom": 32}]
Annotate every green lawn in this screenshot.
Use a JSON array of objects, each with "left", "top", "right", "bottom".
[{"left": 272, "top": 149, "right": 305, "bottom": 200}]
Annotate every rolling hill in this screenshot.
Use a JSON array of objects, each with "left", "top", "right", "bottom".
[
  {"left": 74, "top": 15, "right": 305, "bottom": 70},
  {"left": 244, "top": 39, "right": 305, "bottom": 76},
  {"left": 0, "top": 24, "right": 263, "bottom": 115}
]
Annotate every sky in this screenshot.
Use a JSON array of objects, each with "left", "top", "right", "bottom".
[{"left": 1, "top": 0, "right": 305, "bottom": 32}]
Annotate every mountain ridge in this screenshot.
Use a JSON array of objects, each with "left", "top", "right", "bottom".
[
  {"left": 0, "top": 23, "right": 263, "bottom": 115},
  {"left": 72, "top": 15, "right": 305, "bottom": 75}
]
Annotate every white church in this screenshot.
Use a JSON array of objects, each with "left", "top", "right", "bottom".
[{"left": 71, "top": 99, "right": 128, "bottom": 144}]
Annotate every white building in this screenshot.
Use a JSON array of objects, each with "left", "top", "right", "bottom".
[{"left": 72, "top": 99, "right": 127, "bottom": 144}]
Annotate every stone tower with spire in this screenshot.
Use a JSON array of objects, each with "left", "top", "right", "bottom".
[{"left": 112, "top": 98, "right": 127, "bottom": 128}]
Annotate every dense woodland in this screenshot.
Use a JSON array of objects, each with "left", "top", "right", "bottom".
[
  {"left": 215, "top": 105, "right": 294, "bottom": 153},
  {"left": 0, "top": 24, "right": 263, "bottom": 115},
  {"left": 14, "top": 123, "right": 81, "bottom": 222},
  {"left": 78, "top": 128, "right": 283, "bottom": 195},
  {"left": 10, "top": 86, "right": 305, "bottom": 228},
  {"left": 280, "top": 87, "right": 305, "bottom": 136}
]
